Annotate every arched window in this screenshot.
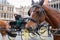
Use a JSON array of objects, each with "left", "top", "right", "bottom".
[
  {"left": 1, "top": 13, "right": 3, "bottom": 18},
  {"left": 54, "top": 4, "right": 56, "bottom": 8},
  {"left": 0, "top": 6, "right": 3, "bottom": 10},
  {"left": 4, "top": 13, "right": 6, "bottom": 18},
  {"left": 51, "top": 5, "right": 53, "bottom": 7},
  {"left": 56, "top": 4, "right": 58, "bottom": 9},
  {"left": 59, "top": 3, "right": 60, "bottom": 9},
  {"left": 7, "top": 13, "right": 8, "bottom": 18}
]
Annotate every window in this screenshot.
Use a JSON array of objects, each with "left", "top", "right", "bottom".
[
  {"left": 7, "top": 7, "right": 10, "bottom": 11},
  {"left": 59, "top": 3, "right": 60, "bottom": 9},
  {"left": 49, "top": 5, "right": 50, "bottom": 6},
  {"left": 7, "top": 7, "right": 13, "bottom": 12},
  {"left": 10, "top": 8, "right": 14, "bottom": 12},
  {"left": 56, "top": 4, "right": 58, "bottom": 9},
  {"left": 9, "top": 14, "right": 11, "bottom": 18},
  {"left": 11, "top": 8, "right": 13, "bottom": 12},
  {"left": 0, "top": 6, "right": 3, "bottom": 10},
  {"left": 51, "top": 5, "right": 53, "bottom": 7},
  {"left": 10, "top": 7, "right": 11, "bottom": 11},
  {"left": 54, "top": 4, "right": 56, "bottom": 8},
  {"left": 4, "top": 13, "right": 6, "bottom": 18},
  {"left": 11, "top": 14, "right": 13, "bottom": 18},
  {"left": 10, "top": 14, "right": 13, "bottom": 18},
  {"left": 1, "top": 13, "right": 3, "bottom": 18},
  {"left": 8, "top": 14, "right": 10, "bottom": 18},
  {"left": 7, "top": 13, "right": 8, "bottom": 18},
  {"left": 7, "top": 7, "right": 11, "bottom": 11}
]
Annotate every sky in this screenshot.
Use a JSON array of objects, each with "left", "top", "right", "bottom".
[
  {"left": 7, "top": 0, "right": 51, "bottom": 8},
  {"left": 7, "top": 0, "right": 39, "bottom": 7}
]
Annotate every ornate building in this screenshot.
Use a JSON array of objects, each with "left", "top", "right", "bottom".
[
  {"left": 0, "top": 0, "right": 15, "bottom": 22},
  {"left": 19, "top": 6, "right": 31, "bottom": 17},
  {"left": 49, "top": 0, "right": 60, "bottom": 9}
]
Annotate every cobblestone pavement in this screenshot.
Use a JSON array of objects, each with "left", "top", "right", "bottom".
[{"left": 0, "top": 32, "right": 54, "bottom": 40}]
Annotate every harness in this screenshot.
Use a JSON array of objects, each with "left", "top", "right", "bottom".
[
  {"left": 27, "top": 5, "right": 52, "bottom": 36},
  {"left": 35, "top": 21, "right": 51, "bottom": 36}
]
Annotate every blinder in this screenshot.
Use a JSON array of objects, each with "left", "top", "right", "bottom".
[
  {"left": 28, "top": 5, "right": 44, "bottom": 16},
  {"left": 38, "top": 8, "right": 44, "bottom": 16}
]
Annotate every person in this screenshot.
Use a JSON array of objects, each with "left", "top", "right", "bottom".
[{"left": 14, "top": 14, "right": 22, "bottom": 31}]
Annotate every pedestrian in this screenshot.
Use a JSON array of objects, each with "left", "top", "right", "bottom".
[{"left": 14, "top": 14, "right": 22, "bottom": 31}]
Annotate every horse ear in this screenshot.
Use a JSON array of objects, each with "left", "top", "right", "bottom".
[{"left": 39, "top": 0, "right": 44, "bottom": 6}]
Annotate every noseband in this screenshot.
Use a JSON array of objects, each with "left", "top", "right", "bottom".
[{"left": 27, "top": 5, "right": 46, "bottom": 30}]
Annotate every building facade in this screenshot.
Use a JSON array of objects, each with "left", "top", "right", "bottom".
[
  {"left": 19, "top": 6, "right": 31, "bottom": 17},
  {"left": 0, "top": 0, "right": 15, "bottom": 22},
  {"left": 15, "top": 7, "right": 20, "bottom": 15},
  {"left": 49, "top": 0, "right": 60, "bottom": 9}
]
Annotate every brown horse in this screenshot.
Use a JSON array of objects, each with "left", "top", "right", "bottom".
[
  {"left": 42, "top": 5, "right": 60, "bottom": 40},
  {"left": 0, "top": 20, "right": 17, "bottom": 40},
  {"left": 25, "top": 0, "right": 60, "bottom": 40},
  {"left": 0, "top": 20, "right": 9, "bottom": 40}
]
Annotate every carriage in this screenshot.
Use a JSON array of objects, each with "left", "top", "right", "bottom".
[{"left": 0, "top": 0, "right": 60, "bottom": 40}]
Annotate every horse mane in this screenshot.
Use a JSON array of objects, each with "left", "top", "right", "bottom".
[{"left": 42, "top": 5, "right": 60, "bottom": 29}]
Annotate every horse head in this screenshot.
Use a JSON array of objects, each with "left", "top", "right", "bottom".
[{"left": 26, "top": 0, "right": 45, "bottom": 29}]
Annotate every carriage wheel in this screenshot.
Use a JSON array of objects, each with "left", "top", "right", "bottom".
[
  {"left": 21, "top": 29, "right": 29, "bottom": 40},
  {"left": 38, "top": 26, "right": 48, "bottom": 40}
]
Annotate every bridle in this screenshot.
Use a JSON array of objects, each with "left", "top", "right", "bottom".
[
  {"left": 28, "top": 4, "right": 46, "bottom": 26},
  {"left": 28, "top": 5, "right": 60, "bottom": 35},
  {"left": 28, "top": 5, "right": 45, "bottom": 24},
  {"left": 27, "top": 5, "right": 48, "bottom": 36}
]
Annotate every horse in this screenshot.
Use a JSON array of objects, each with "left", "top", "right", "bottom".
[
  {"left": 42, "top": 5, "right": 60, "bottom": 40},
  {"left": 25, "top": 0, "right": 60, "bottom": 40},
  {"left": 0, "top": 20, "right": 10, "bottom": 40},
  {"left": 0, "top": 20, "right": 17, "bottom": 40}
]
